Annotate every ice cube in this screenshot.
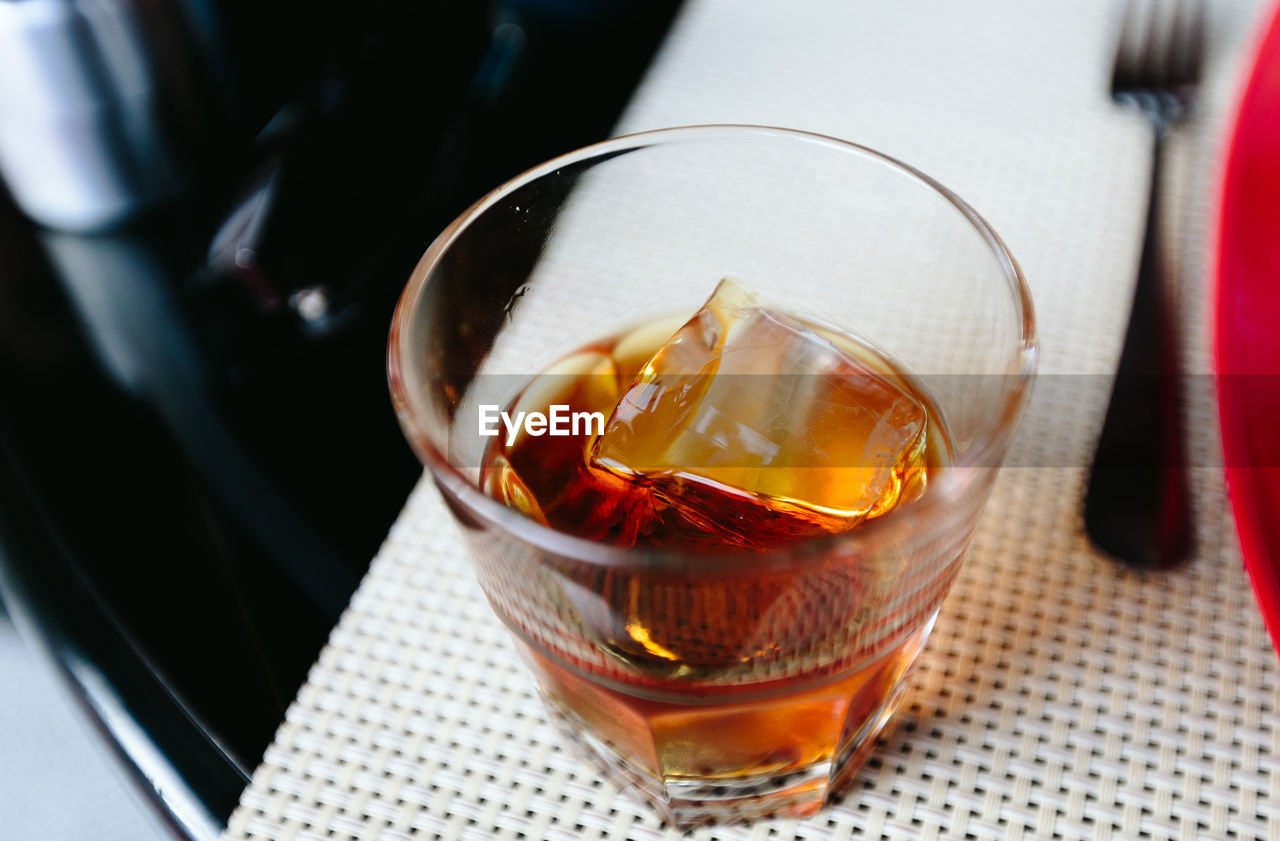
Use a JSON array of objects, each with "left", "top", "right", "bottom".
[{"left": 591, "top": 278, "right": 928, "bottom": 545}]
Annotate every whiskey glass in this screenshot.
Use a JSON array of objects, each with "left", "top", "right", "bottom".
[{"left": 389, "top": 125, "right": 1037, "bottom": 826}]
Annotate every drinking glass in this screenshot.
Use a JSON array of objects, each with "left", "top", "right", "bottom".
[{"left": 388, "top": 125, "right": 1036, "bottom": 826}]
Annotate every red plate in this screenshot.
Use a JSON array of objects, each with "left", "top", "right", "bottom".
[{"left": 1215, "top": 0, "right": 1280, "bottom": 653}]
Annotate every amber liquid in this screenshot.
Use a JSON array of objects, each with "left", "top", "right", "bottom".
[
  {"left": 520, "top": 622, "right": 932, "bottom": 815},
  {"left": 479, "top": 302, "right": 952, "bottom": 820}
]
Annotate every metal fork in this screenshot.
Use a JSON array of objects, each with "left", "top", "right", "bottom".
[{"left": 1083, "top": 0, "right": 1203, "bottom": 570}]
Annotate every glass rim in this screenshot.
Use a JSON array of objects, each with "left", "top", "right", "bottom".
[{"left": 388, "top": 123, "right": 1039, "bottom": 570}]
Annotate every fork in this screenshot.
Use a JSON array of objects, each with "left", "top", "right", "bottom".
[{"left": 1083, "top": 0, "right": 1203, "bottom": 570}]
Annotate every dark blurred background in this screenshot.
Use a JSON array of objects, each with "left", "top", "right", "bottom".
[{"left": 0, "top": 1, "right": 681, "bottom": 837}]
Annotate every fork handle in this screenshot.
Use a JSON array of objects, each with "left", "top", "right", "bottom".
[{"left": 1083, "top": 129, "right": 1193, "bottom": 570}]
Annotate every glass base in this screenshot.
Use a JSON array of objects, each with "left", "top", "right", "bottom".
[
  {"left": 526, "top": 619, "right": 934, "bottom": 828},
  {"left": 544, "top": 677, "right": 912, "bottom": 827}
]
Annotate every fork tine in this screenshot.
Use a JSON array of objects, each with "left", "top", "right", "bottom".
[
  {"left": 1162, "top": 0, "right": 1205, "bottom": 93},
  {"left": 1111, "top": 0, "right": 1143, "bottom": 94},
  {"left": 1167, "top": 0, "right": 1203, "bottom": 90},
  {"left": 1141, "top": 0, "right": 1172, "bottom": 90},
  {"left": 1143, "top": 0, "right": 1173, "bottom": 91},
  {"left": 1182, "top": 0, "right": 1206, "bottom": 88},
  {"left": 1165, "top": 0, "right": 1189, "bottom": 88}
]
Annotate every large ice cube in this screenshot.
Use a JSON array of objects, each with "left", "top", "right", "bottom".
[{"left": 591, "top": 278, "right": 928, "bottom": 545}]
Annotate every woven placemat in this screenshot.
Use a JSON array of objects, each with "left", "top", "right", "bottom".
[{"left": 223, "top": 1, "right": 1279, "bottom": 839}]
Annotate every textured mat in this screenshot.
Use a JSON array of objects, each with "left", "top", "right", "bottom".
[{"left": 223, "top": 1, "right": 1279, "bottom": 839}]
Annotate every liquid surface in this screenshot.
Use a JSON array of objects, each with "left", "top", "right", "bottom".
[{"left": 482, "top": 278, "right": 942, "bottom": 549}]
